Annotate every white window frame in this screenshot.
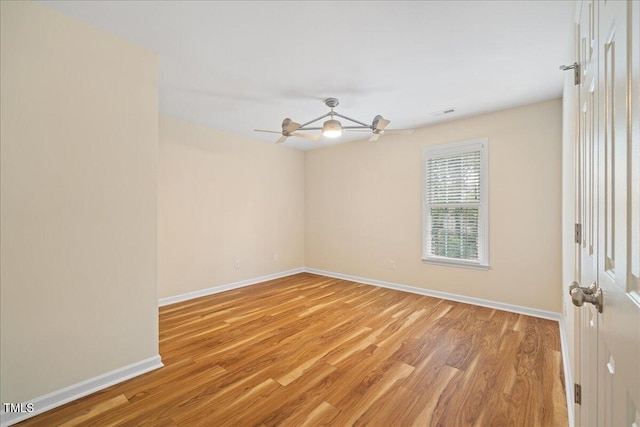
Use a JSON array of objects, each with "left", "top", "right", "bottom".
[{"left": 422, "top": 138, "right": 489, "bottom": 270}]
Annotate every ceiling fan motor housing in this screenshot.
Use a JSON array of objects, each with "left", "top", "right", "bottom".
[
  {"left": 324, "top": 98, "right": 339, "bottom": 108},
  {"left": 281, "top": 117, "right": 293, "bottom": 135},
  {"left": 372, "top": 115, "right": 384, "bottom": 133}
]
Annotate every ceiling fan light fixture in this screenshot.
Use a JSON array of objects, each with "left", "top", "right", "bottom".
[
  {"left": 322, "top": 119, "right": 343, "bottom": 138},
  {"left": 255, "top": 98, "right": 414, "bottom": 144}
]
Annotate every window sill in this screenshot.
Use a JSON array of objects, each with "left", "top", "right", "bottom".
[{"left": 421, "top": 257, "right": 490, "bottom": 271}]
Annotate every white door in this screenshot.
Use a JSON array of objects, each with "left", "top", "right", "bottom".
[
  {"left": 573, "top": 1, "right": 640, "bottom": 426},
  {"left": 595, "top": 0, "right": 640, "bottom": 425},
  {"left": 575, "top": 0, "right": 599, "bottom": 424}
]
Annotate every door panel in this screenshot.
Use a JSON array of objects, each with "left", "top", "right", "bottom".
[
  {"left": 573, "top": 1, "right": 640, "bottom": 426},
  {"left": 597, "top": 1, "right": 639, "bottom": 426},
  {"left": 577, "top": 2, "right": 599, "bottom": 425}
]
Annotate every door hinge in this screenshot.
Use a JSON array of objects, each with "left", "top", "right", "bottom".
[
  {"left": 574, "top": 383, "right": 582, "bottom": 405},
  {"left": 575, "top": 223, "right": 582, "bottom": 244},
  {"left": 560, "top": 62, "right": 581, "bottom": 85}
]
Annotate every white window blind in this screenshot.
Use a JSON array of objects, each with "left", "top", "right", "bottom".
[{"left": 422, "top": 139, "right": 489, "bottom": 269}]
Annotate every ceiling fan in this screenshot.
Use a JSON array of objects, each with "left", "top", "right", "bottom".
[{"left": 254, "top": 98, "right": 414, "bottom": 143}]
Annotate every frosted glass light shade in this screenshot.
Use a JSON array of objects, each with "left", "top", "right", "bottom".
[{"left": 322, "top": 119, "right": 343, "bottom": 138}]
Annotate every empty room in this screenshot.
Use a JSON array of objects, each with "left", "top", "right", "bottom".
[{"left": 1, "top": 1, "right": 638, "bottom": 426}]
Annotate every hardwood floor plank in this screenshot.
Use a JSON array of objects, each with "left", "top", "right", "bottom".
[
  {"left": 17, "top": 273, "right": 568, "bottom": 426},
  {"left": 57, "top": 395, "right": 128, "bottom": 427},
  {"left": 323, "top": 343, "right": 409, "bottom": 410},
  {"left": 231, "top": 362, "right": 338, "bottom": 426},
  {"left": 475, "top": 390, "right": 512, "bottom": 427},
  {"left": 276, "top": 325, "right": 370, "bottom": 386},
  {"left": 328, "top": 362, "right": 415, "bottom": 426},
  {"left": 411, "top": 366, "right": 464, "bottom": 426},
  {"left": 295, "top": 401, "right": 341, "bottom": 427},
  {"left": 173, "top": 376, "right": 282, "bottom": 426}
]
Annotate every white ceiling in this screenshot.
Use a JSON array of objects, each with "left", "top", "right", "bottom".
[{"left": 42, "top": 0, "right": 575, "bottom": 150}]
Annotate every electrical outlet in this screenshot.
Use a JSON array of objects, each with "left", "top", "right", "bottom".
[
  {"left": 234, "top": 259, "right": 240, "bottom": 269},
  {"left": 389, "top": 260, "right": 396, "bottom": 270},
  {"left": 274, "top": 254, "right": 279, "bottom": 262}
]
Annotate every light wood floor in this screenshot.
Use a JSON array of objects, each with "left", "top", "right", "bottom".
[{"left": 19, "top": 273, "right": 568, "bottom": 426}]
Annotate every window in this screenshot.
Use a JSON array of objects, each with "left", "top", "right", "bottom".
[{"left": 422, "top": 139, "right": 489, "bottom": 269}]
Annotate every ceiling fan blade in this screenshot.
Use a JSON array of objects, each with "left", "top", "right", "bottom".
[
  {"left": 369, "top": 133, "right": 380, "bottom": 142},
  {"left": 275, "top": 135, "right": 288, "bottom": 144},
  {"left": 291, "top": 132, "right": 320, "bottom": 140},
  {"left": 255, "top": 129, "right": 282, "bottom": 134},
  {"left": 375, "top": 118, "right": 391, "bottom": 131}
]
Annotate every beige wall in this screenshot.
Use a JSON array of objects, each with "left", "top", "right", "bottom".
[
  {"left": 158, "top": 117, "right": 305, "bottom": 299},
  {"left": 305, "top": 99, "right": 562, "bottom": 312},
  {"left": 1, "top": 1, "right": 159, "bottom": 404}
]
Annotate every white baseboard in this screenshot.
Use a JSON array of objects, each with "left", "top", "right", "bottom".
[
  {"left": 0, "top": 355, "right": 163, "bottom": 427},
  {"left": 159, "top": 266, "right": 561, "bottom": 321},
  {"left": 559, "top": 316, "right": 575, "bottom": 427},
  {"left": 305, "top": 268, "right": 561, "bottom": 321},
  {"left": 158, "top": 267, "right": 305, "bottom": 307}
]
